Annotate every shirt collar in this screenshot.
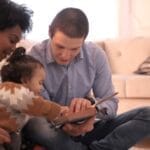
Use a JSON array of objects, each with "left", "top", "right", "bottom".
[
  {"left": 75, "top": 47, "right": 83, "bottom": 62},
  {"left": 46, "top": 40, "right": 55, "bottom": 64}
]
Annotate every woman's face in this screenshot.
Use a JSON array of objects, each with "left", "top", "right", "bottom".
[{"left": 0, "top": 25, "right": 22, "bottom": 61}]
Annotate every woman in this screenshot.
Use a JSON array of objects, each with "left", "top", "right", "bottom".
[{"left": 0, "top": 0, "right": 33, "bottom": 149}]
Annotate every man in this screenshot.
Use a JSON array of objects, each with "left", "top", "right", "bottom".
[{"left": 25, "top": 7, "right": 150, "bottom": 150}]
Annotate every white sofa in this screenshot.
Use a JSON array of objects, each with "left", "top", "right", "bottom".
[{"left": 96, "top": 37, "right": 150, "bottom": 101}]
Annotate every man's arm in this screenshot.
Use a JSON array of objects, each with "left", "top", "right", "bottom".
[{"left": 92, "top": 45, "right": 119, "bottom": 119}]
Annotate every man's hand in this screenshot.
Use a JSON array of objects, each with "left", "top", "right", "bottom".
[
  {"left": 62, "top": 116, "right": 95, "bottom": 136},
  {"left": 62, "top": 98, "right": 95, "bottom": 136},
  {"left": 69, "top": 98, "right": 92, "bottom": 112},
  {"left": 0, "top": 128, "right": 11, "bottom": 144}
]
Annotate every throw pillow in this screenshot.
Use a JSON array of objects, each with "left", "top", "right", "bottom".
[{"left": 134, "top": 56, "right": 150, "bottom": 75}]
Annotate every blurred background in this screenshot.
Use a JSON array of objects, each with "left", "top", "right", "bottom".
[{"left": 12, "top": 0, "right": 150, "bottom": 41}]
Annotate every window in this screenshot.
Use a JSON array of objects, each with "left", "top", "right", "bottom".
[{"left": 13, "top": 0, "right": 118, "bottom": 41}]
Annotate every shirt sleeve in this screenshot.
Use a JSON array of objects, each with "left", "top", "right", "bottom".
[{"left": 92, "top": 44, "right": 119, "bottom": 119}]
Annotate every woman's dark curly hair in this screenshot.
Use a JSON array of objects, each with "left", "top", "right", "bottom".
[
  {"left": 1, "top": 47, "right": 44, "bottom": 83},
  {"left": 0, "top": 0, "right": 33, "bottom": 33}
]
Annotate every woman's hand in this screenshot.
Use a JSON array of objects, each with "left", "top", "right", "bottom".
[{"left": 0, "top": 128, "right": 11, "bottom": 144}]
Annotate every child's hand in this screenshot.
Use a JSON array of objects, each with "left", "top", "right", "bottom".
[{"left": 60, "top": 106, "right": 69, "bottom": 116}]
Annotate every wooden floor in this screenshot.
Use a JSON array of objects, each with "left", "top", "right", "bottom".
[
  {"left": 118, "top": 99, "right": 150, "bottom": 150},
  {"left": 118, "top": 99, "right": 150, "bottom": 114},
  {"left": 129, "top": 148, "right": 150, "bottom": 150}
]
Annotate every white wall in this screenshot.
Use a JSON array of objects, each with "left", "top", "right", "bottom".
[
  {"left": 119, "top": 0, "right": 150, "bottom": 38},
  {"left": 12, "top": 0, "right": 119, "bottom": 41}
]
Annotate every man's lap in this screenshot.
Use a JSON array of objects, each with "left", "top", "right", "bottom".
[{"left": 22, "top": 107, "right": 150, "bottom": 149}]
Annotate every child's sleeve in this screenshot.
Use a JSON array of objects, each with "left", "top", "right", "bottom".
[
  {"left": 22, "top": 96, "right": 61, "bottom": 122},
  {"left": 0, "top": 82, "right": 61, "bottom": 122}
]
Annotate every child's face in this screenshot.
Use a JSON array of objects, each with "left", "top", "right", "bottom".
[{"left": 25, "top": 66, "right": 45, "bottom": 95}]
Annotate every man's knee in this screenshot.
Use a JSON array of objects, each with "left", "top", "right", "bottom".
[{"left": 137, "top": 107, "right": 150, "bottom": 120}]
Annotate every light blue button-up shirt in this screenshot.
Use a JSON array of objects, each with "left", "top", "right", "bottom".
[{"left": 29, "top": 39, "right": 118, "bottom": 118}]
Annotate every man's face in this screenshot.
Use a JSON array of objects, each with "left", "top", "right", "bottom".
[
  {"left": 0, "top": 25, "right": 22, "bottom": 61},
  {"left": 50, "top": 31, "right": 84, "bottom": 65}
]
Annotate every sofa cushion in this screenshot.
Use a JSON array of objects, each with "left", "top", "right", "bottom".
[
  {"left": 112, "top": 75, "right": 126, "bottom": 98},
  {"left": 103, "top": 37, "right": 150, "bottom": 74},
  {"left": 134, "top": 56, "right": 150, "bottom": 75},
  {"left": 126, "top": 74, "right": 150, "bottom": 98}
]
